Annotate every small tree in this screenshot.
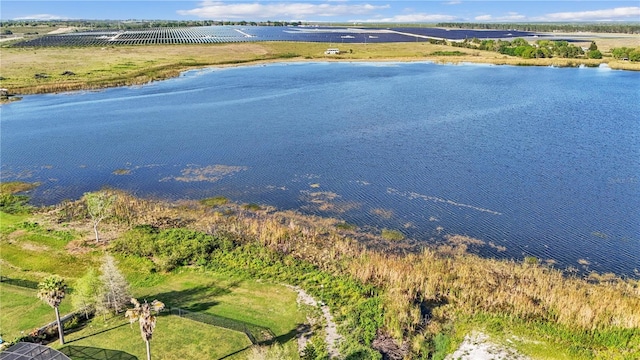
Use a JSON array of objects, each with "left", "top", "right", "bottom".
[
  {"left": 125, "top": 298, "right": 165, "bottom": 360},
  {"left": 588, "top": 49, "right": 603, "bottom": 59},
  {"left": 37, "top": 275, "right": 67, "bottom": 345},
  {"left": 83, "top": 191, "right": 116, "bottom": 242},
  {"left": 72, "top": 268, "right": 102, "bottom": 318},
  {"left": 97, "top": 254, "right": 131, "bottom": 317}
]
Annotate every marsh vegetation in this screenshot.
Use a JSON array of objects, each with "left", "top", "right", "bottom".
[{"left": 1, "top": 186, "right": 638, "bottom": 359}]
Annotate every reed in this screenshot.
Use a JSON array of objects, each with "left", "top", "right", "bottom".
[{"left": 49, "top": 190, "right": 640, "bottom": 356}]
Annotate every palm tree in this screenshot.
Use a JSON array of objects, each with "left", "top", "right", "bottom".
[
  {"left": 125, "top": 298, "right": 165, "bottom": 360},
  {"left": 37, "top": 275, "right": 67, "bottom": 345}
]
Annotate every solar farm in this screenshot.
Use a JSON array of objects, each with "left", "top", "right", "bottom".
[{"left": 12, "top": 25, "right": 535, "bottom": 47}]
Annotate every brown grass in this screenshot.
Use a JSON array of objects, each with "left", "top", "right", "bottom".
[
  {"left": 49, "top": 190, "right": 640, "bottom": 346},
  {"left": 2, "top": 39, "right": 638, "bottom": 97},
  {"left": 0, "top": 43, "right": 272, "bottom": 95}
]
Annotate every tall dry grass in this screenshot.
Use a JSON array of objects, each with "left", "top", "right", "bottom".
[
  {"left": 349, "top": 248, "right": 640, "bottom": 337},
  {"left": 51, "top": 190, "right": 640, "bottom": 345}
]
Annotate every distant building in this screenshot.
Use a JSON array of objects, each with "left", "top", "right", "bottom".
[{"left": 324, "top": 48, "right": 340, "bottom": 55}]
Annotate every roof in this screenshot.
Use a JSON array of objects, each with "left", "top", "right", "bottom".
[{"left": 0, "top": 343, "right": 71, "bottom": 360}]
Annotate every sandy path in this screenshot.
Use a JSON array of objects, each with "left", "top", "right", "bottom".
[
  {"left": 47, "top": 27, "right": 78, "bottom": 34},
  {"left": 446, "top": 332, "right": 531, "bottom": 360},
  {"left": 290, "top": 285, "right": 342, "bottom": 358}
]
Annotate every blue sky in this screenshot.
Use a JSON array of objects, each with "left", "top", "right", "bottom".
[{"left": 2, "top": 1, "right": 640, "bottom": 23}]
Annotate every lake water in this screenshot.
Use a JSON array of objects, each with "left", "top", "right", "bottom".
[{"left": 2, "top": 62, "right": 638, "bottom": 277}]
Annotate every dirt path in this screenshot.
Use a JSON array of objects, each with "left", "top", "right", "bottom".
[
  {"left": 47, "top": 27, "right": 78, "bottom": 34},
  {"left": 290, "top": 285, "right": 342, "bottom": 358}
]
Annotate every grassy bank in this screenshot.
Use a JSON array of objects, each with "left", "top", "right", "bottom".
[
  {"left": 0, "top": 190, "right": 308, "bottom": 358},
  {"left": 2, "top": 39, "right": 639, "bottom": 98},
  {"left": 2, "top": 186, "right": 638, "bottom": 359}
]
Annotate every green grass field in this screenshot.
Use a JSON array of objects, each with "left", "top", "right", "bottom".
[
  {"left": 3, "top": 188, "right": 639, "bottom": 359},
  {"left": 0, "top": 210, "right": 308, "bottom": 358},
  {"left": 0, "top": 283, "right": 74, "bottom": 341},
  {"left": 54, "top": 315, "right": 254, "bottom": 360},
  {"left": 131, "top": 270, "right": 305, "bottom": 337}
]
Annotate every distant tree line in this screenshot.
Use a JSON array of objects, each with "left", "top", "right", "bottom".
[
  {"left": 0, "top": 19, "right": 305, "bottom": 30},
  {"left": 611, "top": 46, "right": 640, "bottom": 61},
  {"left": 452, "top": 37, "right": 610, "bottom": 59},
  {"left": 437, "top": 22, "right": 640, "bottom": 34}
]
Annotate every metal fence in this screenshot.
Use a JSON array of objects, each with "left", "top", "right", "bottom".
[{"left": 169, "top": 308, "right": 275, "bottom": 345}]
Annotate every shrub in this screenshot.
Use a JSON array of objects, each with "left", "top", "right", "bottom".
[
  {"left": 242, "top": 203, "right": 262, "bottom": 211},
  {"left": 111, "top": 226, "right": 235, "bottom": 271},
  {"left": 431, "top": 333, "right": 450, "bottom": 360},
  {"left": 302, "top": 338, "right": 329, "bottom": 360},
  {"left": 199, "top": 196, "right": 228, "bottom": 207},
  {"left": 588, "top": 50, "right": 602, "bottom": 59},
  {"left": 381, "top": 229, "right": 404, "bottom": 241},
  {"left": 0, "top": 193, "right": 32, "bottom": 214},
  {"left": 430, "top": 51, "right": 467, "bottom": 56}
]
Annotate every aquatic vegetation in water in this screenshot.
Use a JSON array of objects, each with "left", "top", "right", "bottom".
[
  {"left": 371, "top": 208, "right": 394, "bottom": 219},
  {"left": 300, "top": 190, "right": 361, "bottom": 213},
  {"left": 161, "top": 164, "right": 248, "bottom": 183},
  {"left": 381, "top": 228, "right": 404, "bottom": 241},
  {"left": 591, "top": 231, "right": 608, "bottom": 239},
  {"left": 200, "top": 196, "right": 229, "bottom": 207},
  {"left": 112, "top": 168, "right": 131, "bottom": 175},
  {"left": 488, "top": 241, "right": 507, "bottom": 252}
]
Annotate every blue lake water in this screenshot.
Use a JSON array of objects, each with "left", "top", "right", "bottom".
[{"left": 1, "top": 62, "right": 639, "bottom": 277}]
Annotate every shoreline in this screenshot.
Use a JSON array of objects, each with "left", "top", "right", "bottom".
[
  {"left": 1, "top": 41, "right": 638, "bottom": 102},
  {"left": 6, "top": 179, "right": 640, "bottom": 279},
  {"left": 0, "top": 56, "right": 632, "bottom": 103},
  {"left": 2, "top": 185, "right": 640, "bottom": 358}
]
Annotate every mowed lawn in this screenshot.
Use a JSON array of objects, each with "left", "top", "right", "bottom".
[
  {"left": 130, "top": 270, "right": 305, "bottom": 337},
  {"left": 0, "top": 283, "right": 74, "bottom": 340},
  {"left": 55, "top": 315, "right": 253, "bottom": 360},
  {"left": 0, "top": 210, "right": 307, "bottom": 358}
]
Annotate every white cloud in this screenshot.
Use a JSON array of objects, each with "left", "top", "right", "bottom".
[
  {"left": 474, "top": 12, "right": 526, "bottom": 22},
  {"left": 354, "top": 13, "right": 459, "bottom": 23},
  {"left": 470, "top": 6, "right": 640, "bottom": 23},
  {"left": 445, "top": 1, "right": 462, "bottom": 5},
  {"left": 13, "top": 14, "right": 66, "bottom": 20},
  {"left": 177, "top": 1, "right": 389, "bottom": 20},
  {"left": 539, "top": 7, "right": 640, "bottom": 21},
  {"left": 474, "top": 15, "right": 492, "bottom": 21}
]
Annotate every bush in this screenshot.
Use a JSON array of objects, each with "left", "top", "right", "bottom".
[
  {"left": 199, "top": 196, "right": 228, "bottom": 207},
  {"left": 242, "top": 203, "right": 262, "bottom": 211},
  {"left": 431, "top": 332, "right": 451, "bottom": 360},
  {"left": 302, "top": 338, "right": 329, "bottom": 360},
  {"left": 111, "top": 226, "right": 235, "bottom": 271},
  {"left": 587, "top": 50, "right": 602, "bottom": 59},
  {"left": 0, "top": 193, "right": 32, "bottom": 214},
  {"left": 0, "top": 182, "right": 39, "bottom": 214},
  {"left": 430, "top": 51, "right": 467, "bottom": 56},
  {"left": 381, "top": 229, "right": 404, "bottom": 241}
]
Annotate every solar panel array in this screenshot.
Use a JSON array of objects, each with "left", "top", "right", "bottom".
[{"left": 12, "top": 26, "right": 535, "bottom": 47}]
